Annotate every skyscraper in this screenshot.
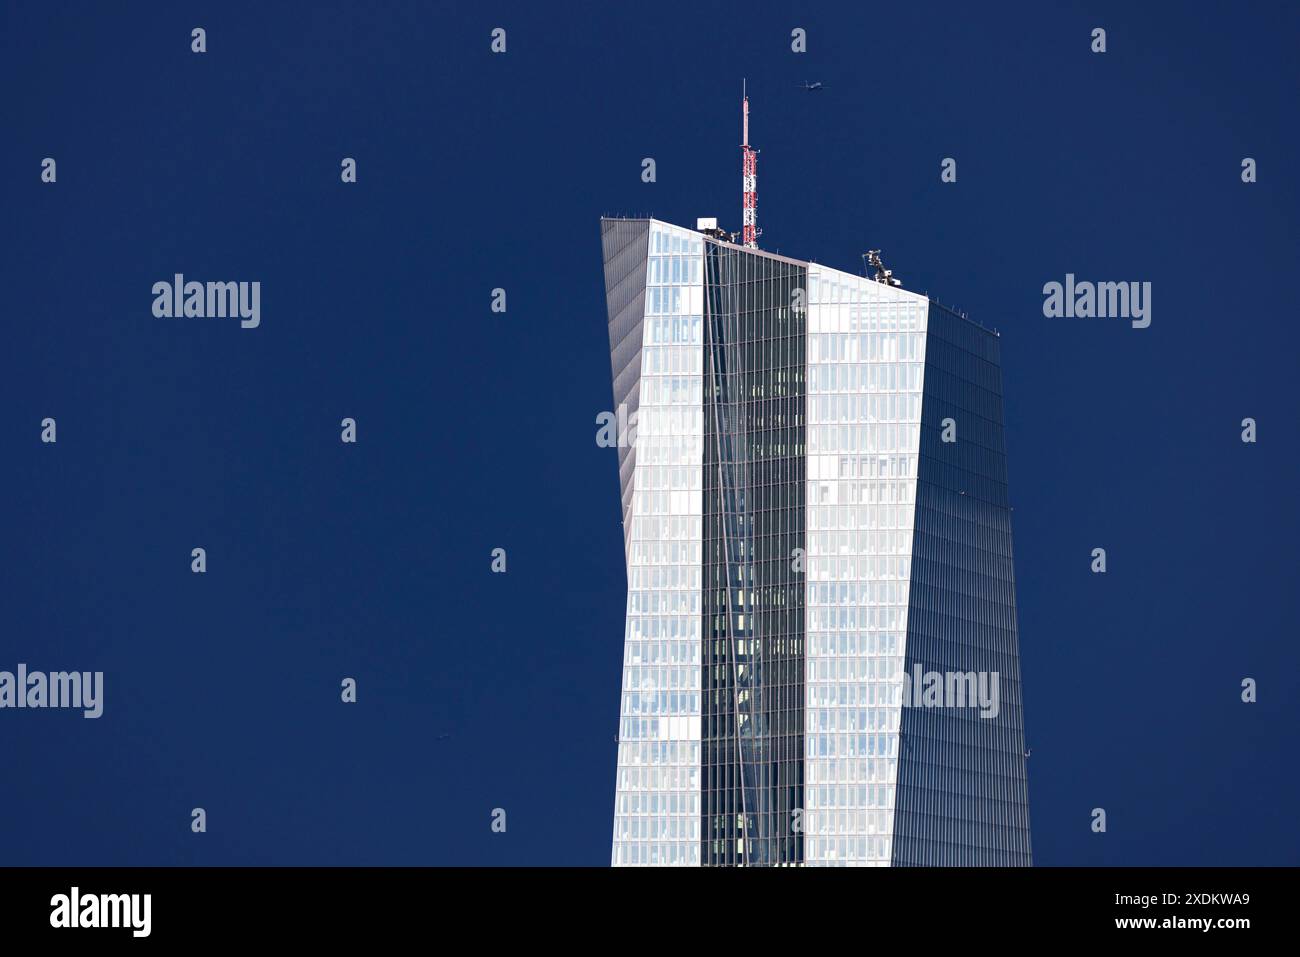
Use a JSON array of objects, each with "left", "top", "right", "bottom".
[{"left": 602, "top": 217, "right": 1031, "bottom": 867}]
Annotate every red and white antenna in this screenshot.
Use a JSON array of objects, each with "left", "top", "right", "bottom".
[{"left": 741, "top": 80, "right": 760, "bottom": 248}]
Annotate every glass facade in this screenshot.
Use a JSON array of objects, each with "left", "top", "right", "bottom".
[
  {"left": 602, "top": 219, "right": 1030, "bottom": 867},
  {"left": 891, "top": 302, "right": 1032, "bottom": 866},
  {"left": 702, "top": 243, "right": 806, "bottom": 866},
  {"left": 606, "top": 220, "right": 704, "bottom": 867},
  {"left": 804, "top": 266, "right": 927, "bottom": 865}
]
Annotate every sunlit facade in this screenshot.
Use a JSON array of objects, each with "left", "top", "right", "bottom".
[
  {"left": 804, "top": 266, "right": 926, "bottom": 865},
  {"left": 605, "top": 220, "right": 704, "bottom": 867},
  {"left": 602, "top": 218, "right": 1031, "bottom": 867}
]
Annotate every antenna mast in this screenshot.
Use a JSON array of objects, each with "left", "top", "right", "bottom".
[{"left": 742, "top": 81, "right": 760, "bottom": 248}]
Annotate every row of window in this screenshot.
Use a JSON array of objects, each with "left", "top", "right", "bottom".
[
  {"left": 809, "top": 361, "right": 918, "bottom": 393},
  {"left": 811, "top": 486, "right": 917, "bottom": 510},
  {"left": 807, "top": 705, "right": 903, "bottom": 730},
  {"left": 805, "top": 531, "right": 917, "bottom": 558},
  {"left": 807, "top": 607, "right": 908, "bottom": 630},
  {"left": 808, "top": 503, "right": 915, "bottom": 530},
  {"left": 629, "top": 441, "right": 704, "bottom": 467},
  {"left": 810, "top": 392, "right": 923, "bottom": 422},
  {"left": 614, "top": 818, "right": 702, "bottom": 841},
  {"left": 612, "top": 843, "right": 699, "bottom": 866},
  {"left": 807, "top": 631, "right": 904, "bottom": 656},
  {"left": 647, "top": 255, "right": 702, "bottom": 286},
  {"left": 622, "top": 691, "right": 699, "bottom": 715},
  {"left": 616, "top": 766, "right": 698, "bottom": 791},
  {"left": 616, "top": 738, "right": 698, "bottom": 766},
  {"left": 649, "top": 227, "right": 703, "bottom": 256},
  {"left": 627, "top": 565, "right": 700, "bottom": 587},
  {"left": 627, "top": 516, "right": 701, "bottom": 540},
  {"left": 622, "top": 618, "right": 699, "bottom": 645},
  {"left": 808, "top": 785, "right": 896, "bottom": 809},
  {"left": 627, "top": 542, "right": 700, "bottom": 566},
  {"left": 805, "top": 756, "right": 899, "bottom": 785},
  {"left": 808, "top": 307, "right": 925, "bottom": 333},
  {"left": 645, "top": 284, "right": 704, "bottom": 317},
  {"left": 638, "top": 375, "right": 700, "bottom": 405},
  {"left": 639, "top": 343, "right": 702, "bottom": 375},
  {"left": 809, "top": 423, "right": 925, "bottom": 454},
  {"left": 626, "top": 592, "right": 699, "bottom": 615},
  {"left": 802, "top": 810, "right": 896, "bottom": 835},
  {"left": 805, "top": 555, "right": 913, "bottom": 581},
  {"left": 811, "top": 332, "right": 926, "bottom": 362},
  {"left": 803, "top": 837, "right": 893, "bottom": 864},
  {"left": 808, "top": 581, "right": 913, "bottom": 606},
  {"left": 631, "top": 491, "right": 701, "bottom": 518}
]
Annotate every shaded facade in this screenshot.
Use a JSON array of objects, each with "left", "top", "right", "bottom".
[
  {"left": 701, "top": 241, "right": 807, "bottom": 866},
  {"left": 603, "top": 218, "right": 1031, "bottom": 867}
]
